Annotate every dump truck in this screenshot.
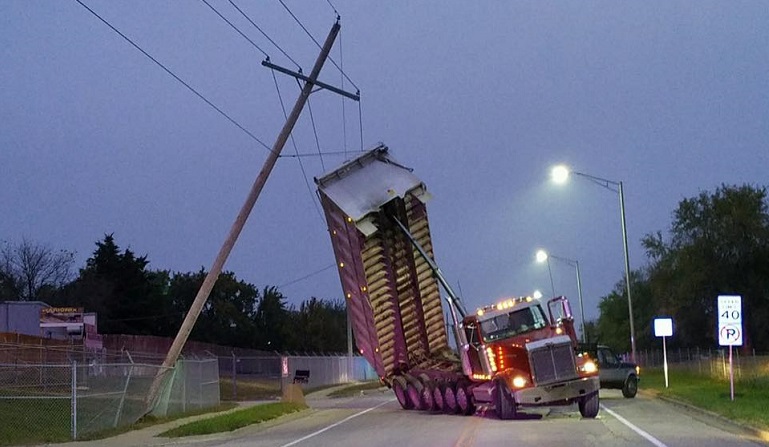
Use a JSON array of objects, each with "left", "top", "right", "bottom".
[{"left": 314, "top": 145, "right": 600, "bottom": 419}]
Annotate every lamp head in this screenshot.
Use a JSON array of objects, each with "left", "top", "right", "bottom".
[
  {"left": 551, "top": 165, "right": 570, "bottom": 184},
  {"left": 535, "top": 249, "right": 549, "bottom": 263}
]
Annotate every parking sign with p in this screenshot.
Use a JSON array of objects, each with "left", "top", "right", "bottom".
[{"left": 717, "top": 295, "right": 743, "bottom": 346}]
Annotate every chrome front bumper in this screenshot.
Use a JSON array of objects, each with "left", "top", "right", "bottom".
[{"left": 513, "top": 376, "right": 599, "bottom": 406}]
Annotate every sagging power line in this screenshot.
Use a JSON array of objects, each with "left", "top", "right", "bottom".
[{"left": 74, "top": 0, "right": 275, "bottom": 155}]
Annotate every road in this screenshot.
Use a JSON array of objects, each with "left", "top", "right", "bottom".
[{"left": 179, "top": 389, "right": 766, "bottom": 447}]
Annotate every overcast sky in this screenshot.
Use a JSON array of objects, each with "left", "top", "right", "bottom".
[{"left": 2, "top": 2, "right": 767, "bottom": 334}]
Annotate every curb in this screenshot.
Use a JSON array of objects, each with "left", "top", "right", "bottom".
[{"left": 642, "top": 390, "right": 769, "bottom": 444}]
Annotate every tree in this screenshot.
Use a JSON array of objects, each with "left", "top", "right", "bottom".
[
  {"left": 0, "top": 237, "right": 74, "bottom": 301},
  {"left": 166, "top": 269, "right": 259, "bottom": 348},
  {"left": 254, "top": 286, "right": 289, "bottom": 351},
  {"left": 285, "top": 297, "right": 348, "bottom": 353},
  {"left": 595, "top": 269, "right": 655, "bottom": 353},
  {"left": 61, "top": 234, "right": 164, "bottom": 334},
  {"left": 641, "top": 184, "right": 769, "bottom": 351}
]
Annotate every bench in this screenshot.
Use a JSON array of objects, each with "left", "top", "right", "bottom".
[{"left": 293, "top": 369, "right": 310, "bottom": 384}]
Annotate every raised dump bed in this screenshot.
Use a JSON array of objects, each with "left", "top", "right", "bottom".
[
  {"left": 315, "top": 145, "right": 452, "bottom": 382},
  {"left": 315, "top": 145, "right": 600, "bottom": 419}
]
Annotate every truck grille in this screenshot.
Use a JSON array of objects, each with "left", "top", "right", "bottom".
[{"left": 528, "top": 339, "right": 578, "bottom": 386}]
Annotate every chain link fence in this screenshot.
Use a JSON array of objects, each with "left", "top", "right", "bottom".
[
  {"left": 0, "top": 356, "right": 219, "bottom": 445},
  {"left": 220, "top": 354, "right": 377, "bottom": 400},
  {"left": 636, "top": 347, "right": 769, "bottom": 381}
]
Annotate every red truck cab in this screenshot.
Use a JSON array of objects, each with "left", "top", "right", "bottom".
[{"left": 461, "top": 296, "right": 600, "bottom": 419}]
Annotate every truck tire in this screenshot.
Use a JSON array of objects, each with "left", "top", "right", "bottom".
[
  {"left": 622, "top": 375, "right": 638, "bottom": 398},
  {"left": 406, "top": 380, "right": 425, "bottom": 411},
  {"left": 442, "top": 384, "right": 458, "bottom": 414},
  {"left": 392, "top": 377, "right": 413, "bottom": 410},
  {"left": 420, "top": 381, "right": 436, "bottom": 411},
  {"left": 433, "top": 384, "right": 445, "bottom": 412},
  {"left": 455, "top": 382, "right": 475, "bottom": 416},
  {"left": 578, "top": 392, "right": 600, "bottom": 418},
  {"left": 494, "top": 380, "right": 517, "bottom": 420}
]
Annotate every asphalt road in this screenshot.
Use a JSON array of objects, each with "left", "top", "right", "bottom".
[{"left": 181, "top": 389, "right": 767, "bottom": 447}]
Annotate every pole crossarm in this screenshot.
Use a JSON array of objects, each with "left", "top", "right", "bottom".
[
  {"left": 572, "top": 171, "right": 619, "bottom": 193},
  {"left": 263, "top": 60, "right": 360, "bottom": 101}
]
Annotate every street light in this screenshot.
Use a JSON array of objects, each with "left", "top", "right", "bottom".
[
  {"left": 535, "top": 249, "right": 586, "bottom": 343},
  {"left": 533, "top": 290, "right": 543, "bottom": 300},
  {"left": 551, "top": 164, "right": 636, "bottom": 362},
  {"left": 535, "top": 249, "right": 556, "bottom": 298}
]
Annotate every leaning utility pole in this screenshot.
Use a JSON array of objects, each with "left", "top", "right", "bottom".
[{"left": 147, "top": 20, "right": 356, "bottom": 410}]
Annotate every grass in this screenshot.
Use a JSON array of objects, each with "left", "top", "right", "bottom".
[
  {"left": 76, "top": 402, "right": 238, "bottom": 441},
  {"left": 641, "top": 368, "right": 769, "bottom": 430},
  {"left": 220, "top": 377, "right": 281, "bottom": 401},
  {"left": 158, "top": 402, "right": 307, "bottom": 438},
  {"left": 0, "top": 397, "right": 71, "bottom": 446},
  {"left": 0, "top": 396, "right": 237, "bottom": 446},
  {"left": 326, "top": 381, "right": 384, "bottom": 398}
]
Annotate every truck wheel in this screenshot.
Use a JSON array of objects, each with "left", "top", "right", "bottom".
[
  {"left": 406, "top": 380, "right": 425, "bottom": 411},
  {"left": 494, "top": 380, "right": 517, "bottom": 420},
  {"left": 421, "top": 381, "right": 436, "bottom": 411},
  {"left": 442, "top": 384, "right": 458, "bottom": 414},
  {"left": 392, "top": 377, "right": 413, "bottom": 410},
  {"left": 622, "top": 376, "right": 638, "bottom": 398},
  {"left": 578, "top": 392, "right": 600, "bottom": 418},
  {"left": 455, "top": 382, "right": 475, "bottom": 416},
  {"left": 433, "top": 384, "right": 445, "bottom": 411}
]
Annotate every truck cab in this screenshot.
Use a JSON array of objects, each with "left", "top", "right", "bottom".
[{"left": 462, "top": 296, "right": 600, "bottom": 419}]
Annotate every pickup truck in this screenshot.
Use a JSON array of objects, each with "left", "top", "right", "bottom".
[{"left": 578, "top": 344, "right": 639, "bottom": 398}]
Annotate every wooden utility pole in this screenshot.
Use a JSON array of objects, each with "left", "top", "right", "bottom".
[{"left": 146, "top": 20, "right": 353, "bottom": 410}]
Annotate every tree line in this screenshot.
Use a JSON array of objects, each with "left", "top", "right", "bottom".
[
  {"left": 0, "top": 234, "right": 349, "bottom": 353},
  {"left": 594, "top": 184, "right": 769, "bottom": 354}
]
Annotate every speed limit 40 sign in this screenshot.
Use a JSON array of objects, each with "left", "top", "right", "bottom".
[{"left": 718, "top": 295, "right": 743, "bottom": 346}]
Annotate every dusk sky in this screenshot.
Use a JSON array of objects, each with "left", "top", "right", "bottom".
[{"left": 2, "top": 1, "right": 767, "bottom": 336}]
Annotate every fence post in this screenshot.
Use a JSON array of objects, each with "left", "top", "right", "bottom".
[
  {"left": 71, "top": 360, "right": 78, "bottom": 440},
  {"left": 114, "top": 362, "right": 134, "bottom": 428},
  {"left": 231, "top": 353, "right": 237, "bottom": 401}
]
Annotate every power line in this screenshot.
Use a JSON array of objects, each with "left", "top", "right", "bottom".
[
  {"left": 227, "top": 0, "right": 302, "bottom": 71},
  {"left": 340, "top": 28, "right": 348, "bottom": 158},
  {"left": 305, "top": 96, "right": 326, "bottom": 172},
  {"left": 200, "top": 0, "right": 269, "bottom": 59},
  {"left": 325, "top": 0, "right": 339, "bottom": 17},
  {"left": 74, "top": 0, "right": 274, "bottom": 154},
  {"left": 278, "top": 263, "right": 335, "bottom": 288},
  {"left": 281, "top": 150, "right": 358, "bottom": 158},
  {"left": 358, "top": 100, "right": 365, "bottom": 152},
  {"left": 270, "top": 69, "right": 325, "bottom": 223},
  {"left": 276, "top": 0, "right": 359, "bottom": 92}
]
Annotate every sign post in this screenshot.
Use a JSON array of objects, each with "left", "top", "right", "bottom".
[
  {"left": 717, "top": 295, "right": 742, "bottom": 401},
  {"left": 654, "top": 318, "right": 673, "bottom": 388}
]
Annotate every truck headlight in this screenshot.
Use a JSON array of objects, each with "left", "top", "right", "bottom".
[
  {"left": 636, "top": 366, "right": 640, "bottom": 376},
  {"left": 512, "top": 376, "right": 528, "bottom": 388},
  {"left": 581, "top": 360, "right": 597, "bottom": 374}
]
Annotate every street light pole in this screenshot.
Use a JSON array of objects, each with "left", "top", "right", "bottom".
[
  {"left": 551, "top": 166, "right": 636, "bottom": 362},
  {"left": 536, "top": 250, "right": 556, "bottom": 298},
  {"left": 618, "top": 181, "right": 636, "bottom": 362},
  {"left": 539, "top": 251, "right": 586, "bottom": 343},
  {"left": 574, "top": 260, "right": 585, "bottom": 343},
  {"left": 545, "top": 257, "right": 555, "bottom": 298}
]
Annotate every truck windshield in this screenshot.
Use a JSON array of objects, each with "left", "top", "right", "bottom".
[{"left": 480, "top": 305, "right": 549, "bottom": 342}]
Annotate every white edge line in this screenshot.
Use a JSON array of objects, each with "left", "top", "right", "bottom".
[
  {"left": 280, "top": 398, "right": 396, "bottom": 447},
  {"left": 601, "top": 404, "right": 669, "bottom": 447}
]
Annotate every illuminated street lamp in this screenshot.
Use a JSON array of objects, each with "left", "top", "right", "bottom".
[
  {"left": 533, "top": 290, "right": 543, "bottom": 300},
  {"left": 535, "top": 249, "right": 556, "bottom": 298},
  {"left": 535, "top": 249, "right": 586, "bottom": 343},
  {"left": 551, "top": 164, "right": 636, "bottom": 361}
]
